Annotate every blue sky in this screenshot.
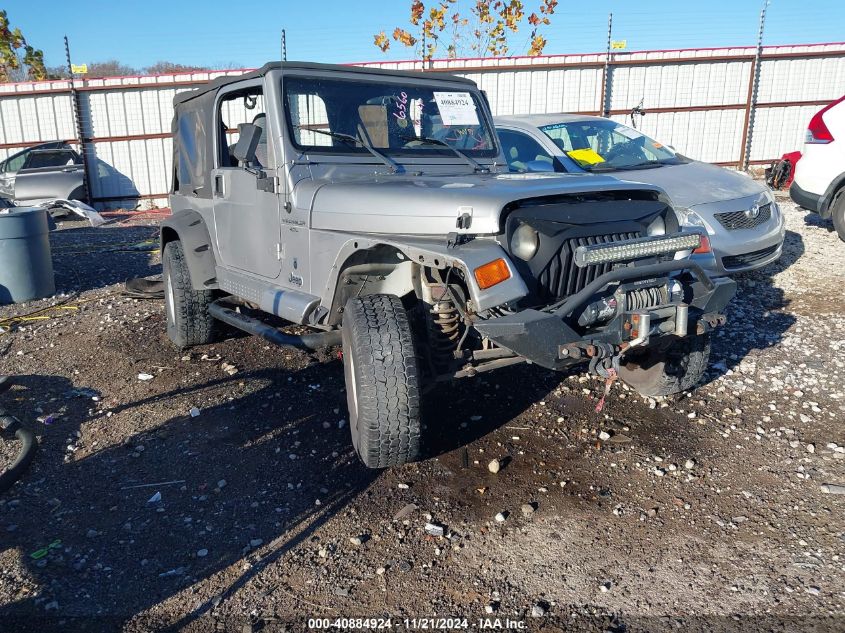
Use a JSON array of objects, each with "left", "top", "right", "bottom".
[{"left": 4, "top": 0, "right": 844, "bottom": 71}]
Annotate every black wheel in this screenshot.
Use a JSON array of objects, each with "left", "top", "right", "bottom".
[
  {"left": 162, "top": 240, "right": 216, "bottom": 348},
  {"left": 342, "top": 294, "right": 422, "bottom": 468},
  {"left": 618, "top": 333, "right": 711, "bottom": 397},
  {"left": 831, "top": 194, "right": 845, "bottom": 242}
]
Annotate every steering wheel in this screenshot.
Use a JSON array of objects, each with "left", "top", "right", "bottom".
[{"left": 603, "top": 141, "right": 648, "bottom": 163}]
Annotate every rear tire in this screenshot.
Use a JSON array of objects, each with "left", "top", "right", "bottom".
[
  {"left": 618, "top": 333, "right": 711, "bottom": 397},
  {"left": 162, "top": 240, "right": 216, "bottom": 348},
  {"left": 831, "top": 194, "right": 845, "bottom": 242},
  {"left": 342, "top": 294, "right": 422, "bottom": 468}
]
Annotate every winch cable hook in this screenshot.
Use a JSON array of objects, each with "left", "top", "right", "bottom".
[{"left": 590, "top": 355, "right": 621, "bottom": 413}]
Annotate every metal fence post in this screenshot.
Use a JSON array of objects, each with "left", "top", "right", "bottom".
[
  {"left": 599, "top": 13, "right": 613, "bottom": 117},
  {"left": 64, "top": 35, "right": 92, "bottom": 204},
  {"left": 740, "top": 1, "right": 769, "bottom": 170}
]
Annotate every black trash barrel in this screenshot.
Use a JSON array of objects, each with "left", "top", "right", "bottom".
[{"left": 0, "top": 207, "right": 56, "bottom": 305}]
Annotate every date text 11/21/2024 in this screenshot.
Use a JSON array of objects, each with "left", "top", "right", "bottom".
[{"left": 306, "top": 617, "right": 528, "bottom": 629}]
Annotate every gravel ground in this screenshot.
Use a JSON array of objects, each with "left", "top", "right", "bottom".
[{"left": 0, "top": 196, "right": 843, "bottom": 632}]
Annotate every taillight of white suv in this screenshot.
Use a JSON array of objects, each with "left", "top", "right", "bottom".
[
  {"left": 805, "top": 95, "right": 845, "bottom": 144},
  {"left": 791, "top": 94, "right": 845, "bottom": 241}
]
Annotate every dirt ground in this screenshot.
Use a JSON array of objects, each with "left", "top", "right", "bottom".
[{"left": 0, "top": 196, "right": 843, "bottom": 632}]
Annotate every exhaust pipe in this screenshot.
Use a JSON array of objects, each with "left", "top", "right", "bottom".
[{"left": 208, "top": 300, "right": 341, "bottom": 351}]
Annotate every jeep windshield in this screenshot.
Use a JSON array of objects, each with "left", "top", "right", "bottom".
[
  {"left": 539, "top": 119, "right": 685, "bottom": 171},
  {"left": 284, "top": 76, "right": 498, "bottom": 161}
]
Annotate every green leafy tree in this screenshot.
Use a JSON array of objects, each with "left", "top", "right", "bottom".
[
  {"left": 374, "top": 0, "right": 558, "bottom": 62},
  {"left": 0, "top": 10, "right": 48, "bottom": 82}
]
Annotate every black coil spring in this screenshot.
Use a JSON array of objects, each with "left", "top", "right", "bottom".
[{"left": 626, "top": 286, "right": 668, "bottom": 311}]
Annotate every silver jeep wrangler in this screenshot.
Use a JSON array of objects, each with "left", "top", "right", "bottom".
[{"left": 162, "top": 62, "right": 736, "bottom": 468}]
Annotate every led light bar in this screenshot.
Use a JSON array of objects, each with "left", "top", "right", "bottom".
[{"left": 574, "top": 233, "right": 703, "bottom": 267}]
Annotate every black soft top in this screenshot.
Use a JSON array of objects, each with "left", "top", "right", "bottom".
[{"left": 173, "top": 60, "right": 475, "bottom": 107}]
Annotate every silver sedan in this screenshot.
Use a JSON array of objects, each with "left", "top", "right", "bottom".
[{"left": 495, "top": 114, "right": 786, "bottom": 276}]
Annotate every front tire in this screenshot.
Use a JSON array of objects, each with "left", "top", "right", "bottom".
[
  {"left": 162, "top": 240, "right": 216, "bottom": 348},
  {"left": 342, "top": 294, "right": 422, "bottom": 468},
  {"left": 618, "top": 333, "right": 711, "bottom": 397}
]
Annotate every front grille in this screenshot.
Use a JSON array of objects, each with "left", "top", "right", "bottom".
[
  {"left": 537, "top": 232, "right": 641, "bottom": 302},
  {"left": 714, "top": 202, "right": 771, "bottom": 230},
  {"left": 722, "top": 244, "right": 779, "bottom": 270}
]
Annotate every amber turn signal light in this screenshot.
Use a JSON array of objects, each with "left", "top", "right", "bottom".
[
  {"left": 693, "top": 234, "right": 711, "bottom": 254},
  {"left": 474, "top": 258, "right": 511, "bottom": 289}
]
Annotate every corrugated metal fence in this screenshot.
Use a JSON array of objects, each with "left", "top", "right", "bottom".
[{"left": 1, "top": 42, "right": 844, "bottom": 208}]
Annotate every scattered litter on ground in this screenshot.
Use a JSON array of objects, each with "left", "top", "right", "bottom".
[
  {"left": 424, "top": 523, "right": 445, "bottom": 537},
  {"left": 120, "top": 480, "right": 185, "bottom": 490}
]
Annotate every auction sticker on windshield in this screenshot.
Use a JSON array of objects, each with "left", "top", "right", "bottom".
[
  {"left": 433, "top": 92, "right": 479, "bottom": 126},
  {"left": 567, "top": 148, "right": 605, "bottom": 165}
]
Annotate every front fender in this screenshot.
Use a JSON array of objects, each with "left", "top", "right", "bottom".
[
  {"left": 160, "top": 210, "right": 219, "bottom": 290},
  {"left": 322, "top": 235, "right": 528, "bottom": 314}
]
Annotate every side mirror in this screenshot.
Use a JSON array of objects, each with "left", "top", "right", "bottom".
[
  {"left": 232, "top": 123, "right": 261, "bottom": 166},
  {"left": 524, "top": 159, "right": 555, "bottom": 173}
]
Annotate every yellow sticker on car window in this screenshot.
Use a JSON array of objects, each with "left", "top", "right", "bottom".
[{"left": 566, "top": 148, "right": 605, "bottom": 165}]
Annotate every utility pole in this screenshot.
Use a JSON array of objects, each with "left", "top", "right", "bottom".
[
  {"left": 281, "top": 29, "right": 287, "bottom": 61},
  {"left": 600, "top": 13, "right": 613, "bottom": 117},
  {"left": 742, "top": 0, "right": 770, "bottom": 171},
  {"left": 64, "top": 35, "right": 91, "bottom": 205}
]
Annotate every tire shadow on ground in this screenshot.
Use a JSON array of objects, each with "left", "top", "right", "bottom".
[
  {"left": 419, "top": 362, "right": 575, "bottom": 460},
  {"left": 0, "top": 364, "right": 378, "bottom": 632}
]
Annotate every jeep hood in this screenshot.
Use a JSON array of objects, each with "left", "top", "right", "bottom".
[{"left": 306, "top": 172, "right": 666, "bottom": 235}]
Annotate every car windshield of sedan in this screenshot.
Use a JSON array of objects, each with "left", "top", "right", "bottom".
[
  {"left": 284, "top": 76, "right": 497, "bottom": 158},
  {"left": 539, "top": 119, "right": 682, "bottom": 171}
]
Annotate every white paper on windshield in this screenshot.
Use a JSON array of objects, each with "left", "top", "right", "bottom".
[
  {"left": 433, "top": 92, "right": 479, "bottom": 126},
  {"left": 615, "top": 125, "right": 643, "bottom": 140}
]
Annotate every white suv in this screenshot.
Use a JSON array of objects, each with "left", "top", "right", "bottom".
[{"left": 790, "top": 95, "right": 845, "bottom": 240}]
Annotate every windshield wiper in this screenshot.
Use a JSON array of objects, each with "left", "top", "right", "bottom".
[
  {"left": 355, "top": 124, "right": 404, "bottom": 174},
  {"left": 399, "top": 134, "right": 489, "bottom": 173},
  {"left": 293, "top": 125, "right": 403, "bottom": 174},
  {"left": 616, "top": 160, "right": 665, "bottom": 170},
  {"left": 581, "top": 162, "right": 618, "bottom": 172},
  {"left": 582, "top": 160, "right": 664, "bottom": 172}
]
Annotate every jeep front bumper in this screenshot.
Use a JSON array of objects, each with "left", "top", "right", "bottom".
[{"left": 473, "top": 260, "right": 736, "bottom": 371}]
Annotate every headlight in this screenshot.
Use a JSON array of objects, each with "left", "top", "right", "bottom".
[
  {"left": 511, "top": 223, "right": 539, "bottom": 261},
  {"left": 646, "top": 216, "right": 666, "bottom": 236},
  {"left": 764, "top": 191, "right": 782, "bottom": 222},
  {"left": 675, "top": 207, "right": 709, "bottom": 232}
]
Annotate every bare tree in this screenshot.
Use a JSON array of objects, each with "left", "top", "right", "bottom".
[
  {"left": 143, "top": 61, "right": 208, "bottom": 75},
  {"left": 45, "top": 65, "right": 70, "bottom": 79},
  {"left": 85, "top": 60, "right": 139, "bottom": 78}
]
